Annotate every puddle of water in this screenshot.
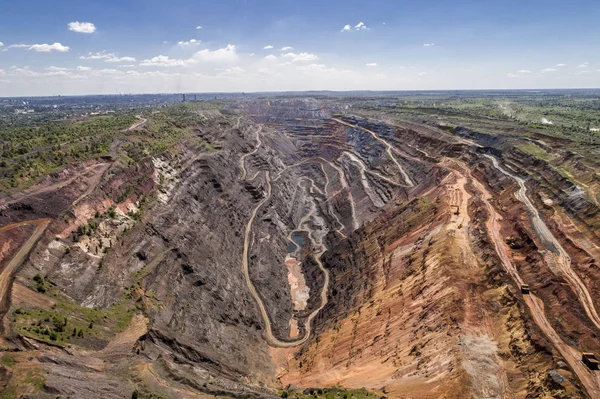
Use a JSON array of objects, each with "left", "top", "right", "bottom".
[{"left": 287, "top": 231, "right": 304, "bottom": 253}]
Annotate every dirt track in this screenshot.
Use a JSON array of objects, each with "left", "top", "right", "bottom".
[
  {"left": 332, "top": 118, "right": 414, "bottom": 187},
  {"left": 485, "top": 155, "right": 600, "bottom": 333},
  {"left": 0, "top": 219, "right": 51, "bottom": 329},
  {"left": 458, "top": 158, "right": 600, "bottom": 397},
  {"left": 0, "top": 163, "right": 109, "bottom": 208}
]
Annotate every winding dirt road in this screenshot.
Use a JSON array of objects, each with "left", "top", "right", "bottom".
[
  {"left": 126, "top": 115, "right": 147, "bottom": 131},
  {"left": 241, "top": 170, "right": 330, "bottom": 347},
  {"left": 239, "top": 126, "right": 263, "bottom": 180},
  {"left": 457, "top": 159, "right": 600, "bottom": 397},
  {"left": 332, "top": 118, "right": 414, "bottom": 187},
  {"left": 238, "top": 123, "right": 335, "bottom": 347},
  {"left": 485, "top": 155, "right": 600, "bottom": 333},
  {"left": 0, "top": 163, "right": 109, "bottom": 208}
]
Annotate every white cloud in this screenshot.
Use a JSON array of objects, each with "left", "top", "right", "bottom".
[
  {"left": 140, "top": 55, "right": 193, "bottom": 67},
  {"left": 106, "top": 56, "right": 136, "bottom": 62},
  {"left": 541, "top": 68, "right": 557, "bottom": 73},
  {"left": 118, "top": 64, "right": 135, "bottom": 68},
  {"left": 570, "top": 70, "right": 591, "bottom": 75},
  {"left": 68, "top": 21, "right": 96, "bottom": 34},
  {"left": 282, "top": 52, "right": 318, "bottom": 62},
  {"left": 76, "top": 66, "right": 92, "bottom": 71},
  {"left": 220, "top": 66, "right": 245, "bottom": 75},
  {"left": 263, "top": 45, "right": 274, "bottom": 49},
  {"left": 423, "top": 43, "right": 435, "bottom": 47},
  {"left": 506, "top": 73, "right": 519, "bottom": 78},
  {"left": 264, "top": 54, "right": 277, "bottom": 60},
  {"left": 556, "top": 63, "right": 566, "bottom": 67},
  {"left": 354, "top": 22, "right": 368, "bottom": 30},
  {"left": 366, "top": 63, "right": 377, "bottom": 67},
  {"left": 341, "top": 24, "right": 351, "bottom": 32},
  {"left": 46, "top": 66, "right": 69, "bottom": 71},
  {"left": 578, "top": 62, "right": 590, "bottom": 68},
  {"left": 29, "top": 43, "right": 70, "bottom": 52},
  {"left": 281, "top": 46, "right": 293, "bottom": 51},
  {"left": 80, "top": 51, "right": 108, "bottom": 60},
  {"left": 177, "top": 39, "right": 201, "bottom": 46},
  {"left": 517, "top": 69, "right": 531, "bottom": 73},
  {"left": 193, "top": 44, "right": 237, "bottom": 62},
  {"left": 79, "top": 51, "right": 136, "bottom": 62},
  {"left": 195, "top": 25, "right": 203, "bottom": 30},
  {"left": 8, "top": 43, "right": 69, "bottom": 52},
  {"left": 0, "top": 42, "right": 3, "bottom": 47},
  {"left": 277, "top": 61, "right": 292, "bottom": 66},
  {"left": 95, "top": 69, "right": 120, "bottom": 74},
  {"left": 417, "top": 72, "right": 427, "bottom": 76}
]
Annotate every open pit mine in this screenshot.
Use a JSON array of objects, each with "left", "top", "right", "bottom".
[{"left": 1, "top": 98, "right": 600, "bottom": 399}]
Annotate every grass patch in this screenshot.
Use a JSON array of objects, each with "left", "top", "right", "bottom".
[
  {"left": 13, "top": 279, "right": 136, "bottom": 349},
  {"left": 0, "top": 353, "right": 15, "bottom": 367},
  {"left": 516, "top": 142, "right": 549, "bottom": 161}
]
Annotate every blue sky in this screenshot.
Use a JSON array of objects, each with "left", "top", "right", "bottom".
[{"left": 0, "top": 0, "right": 599, "bottom": 95}]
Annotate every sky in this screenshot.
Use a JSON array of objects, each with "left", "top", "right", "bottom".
[{"left": 0, "top": 0, "right": 599, "bottom": 96}]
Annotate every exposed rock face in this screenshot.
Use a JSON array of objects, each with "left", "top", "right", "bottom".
[{"left": 0, "top": 100, "right": 599, "bottom": 398}]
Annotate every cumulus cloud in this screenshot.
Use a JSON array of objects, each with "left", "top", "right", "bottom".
[
  {"left": 193, "top": 44, "right": 237, "bottom": 62},
  {"left": 578, "top": 62, "right": 590, "bottom": 68},
  {"left": 177, "top": 39, "right": 201, "bottom": 46},
  {"left": 8, "top": 43, "right": 69, "bottom": 52},
  {"left": 29, "top": 43, "right": 70, "bottom": 52},
  {"left": 76, "top": 66, "right": 92, "bottom": 71},
  {"left": 506, "top": 73, "right": 519, "bottom": 78},
  {"left": 366, "top": 63, "right": 377, "bottom": 67},
  {"left": 282, "top": 52, "right": 318, "bottom": 62},
  {"left": 94, "top": 69, "right": 120, "bottom": 74},
  {"left": 556, "top": 63, "right": 566, "bottom": 67},
  {"left": 139, "top": 45, "right": 237, "bottom": 67},
  {"left": 517, "top": 69, "right": 531, "bottom": 73},
  {"left": 423, "top": 43, "right": 435, "bottom": 47},
  {"left": 68, "top": 21, "right": 96, "bottom": 34},
  {"left": 46, "top": 66, "right": 69, "bottom": 71},
  {"left": 541, "top": 68, "right": 557, "bottom": 73},
  {"left": 281, "top": 46, "right": 293, "bottom": 51},
  {"left": 341, "top": 25, "right": 351, "bottom": 32},
  {"left": 263, "top": 45, "right": 274, "bottom": 49},
  {"left": 195, "top": 25, "right": 203, "bottom": 30},
  {"left": 0, "top": 42, "right": 3, "bottom": 47},
  {"left": 264, "top": 54, "right": 277, "bottom": 60},
  {"left": 107, "top": 56, "right": 136, "bottom": 62},
  {"left": 354, "top": 22, "right": 368, "bottom": 30},
  {"left": 79, "top": 51, "right": 136, "bottom": 62},
  {"left": 220, "top": 66, "right": 245, "bottom": 75},
  {"left": 140, "top": 55, "right": 193, "bottom": 67}
]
